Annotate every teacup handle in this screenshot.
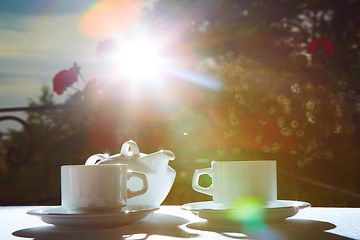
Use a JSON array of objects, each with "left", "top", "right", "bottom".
[
  {"left": 127, "top": 171, "right": 148, "bottom": 199},
  {"left": 192, "top": 168, "right": 213, "bottom": 196}
]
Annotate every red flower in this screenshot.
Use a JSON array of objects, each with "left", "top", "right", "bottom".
[
  {"left": 52, "top": 63, "right": 79, "bottom": 95},
  {"left": 307, "top": 38, "right": 335, "bottom": 56}
]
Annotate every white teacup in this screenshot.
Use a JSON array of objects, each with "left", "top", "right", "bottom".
[
  {"left": 192, "top": 160, "right": 277, "bottom": 205},
  {"left": 61, "top": 164, "right": 148, "bottom": 210}
]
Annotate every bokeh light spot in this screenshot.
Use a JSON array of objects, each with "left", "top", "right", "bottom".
[
  {"left": 79, "top": 0, "right": 143, "bottom": 38},
  {"left": 226, "top": 197, "right": 266, "bottom": 233}
]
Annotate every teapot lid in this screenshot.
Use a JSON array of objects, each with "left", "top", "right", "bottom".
[
  {"left": 110, "top": 140, "right": 140, "bottom": 160},
  {"left": 85, "top": 140, "right": 141, "bottom": 165}
]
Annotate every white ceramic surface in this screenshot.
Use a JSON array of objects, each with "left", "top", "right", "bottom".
[
  {"left": 181, "top": 200, "right": 311, "bottom": 222},
  {"left": 27, "top": 205, "right": 159, "bottom": 228},
  {"left": 192, "top": 160, "right": 277, "bottom": 205},
  {"left": 85, "top": 140, "right": 176, "bottom": 207},
  {"left": 61, "top": 164, "right": 148, "bottom": 210}
]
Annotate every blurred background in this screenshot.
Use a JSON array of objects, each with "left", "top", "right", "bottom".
[{"left": 1, "top": 0, "right": 360, "bottom": 207}]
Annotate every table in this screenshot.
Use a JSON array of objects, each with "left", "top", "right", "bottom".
[{"left": 1, "top": 205, "right": 359, "bottom": 240}]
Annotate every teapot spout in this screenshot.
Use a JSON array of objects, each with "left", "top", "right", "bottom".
[
  {"left": 142, "top": 150, "right": 175, "bottom": 171},
  {"left": 162, "top": 150, "right": 175, "bottom": 161}
]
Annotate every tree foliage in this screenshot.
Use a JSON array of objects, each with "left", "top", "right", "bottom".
[{"left": 147, "top": 0, "right": 360, "bottom": 80}]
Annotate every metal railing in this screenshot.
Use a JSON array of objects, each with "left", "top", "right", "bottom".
[{"left": 0, "top": 104, "right": 72, "bottom": 166}]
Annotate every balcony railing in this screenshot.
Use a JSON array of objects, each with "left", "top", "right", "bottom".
[{"left": 0, "top": 105, "right": 73, "bottom": 166}]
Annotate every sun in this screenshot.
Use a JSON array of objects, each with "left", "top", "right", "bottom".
[{"left": 113, "top": 36, "right": 168, "bottom": 83}]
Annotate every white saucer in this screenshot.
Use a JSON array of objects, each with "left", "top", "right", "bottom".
[
  {"left": 28, "top": 205, "right": 159, "bottom": 228},
  {"left": 181, "top": 200, "right": 310, "bottom": 222}
]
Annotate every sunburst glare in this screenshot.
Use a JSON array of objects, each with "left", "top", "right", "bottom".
[{"left": 115, "top": 38, "right": 167, "bottom": 82}]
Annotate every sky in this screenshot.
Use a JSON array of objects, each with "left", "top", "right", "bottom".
[
  {"left": 0, "top": 0, "right": 99, "bottom": 107},
  {"left": 0, "top": 0, "right": 151, "bottom": 131}
]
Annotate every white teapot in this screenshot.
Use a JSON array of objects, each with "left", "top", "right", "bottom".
[{"left": 85, "top": 140, "right": 176, "bottom": 207}]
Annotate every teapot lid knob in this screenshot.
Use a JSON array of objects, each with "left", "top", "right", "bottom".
[{"left": 120, "top": 140, "right": 140, "bottom": 158}]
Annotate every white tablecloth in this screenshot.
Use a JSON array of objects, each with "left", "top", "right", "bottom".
[{"left": 1, "top": 205, "right": 359, "bottom": 240}]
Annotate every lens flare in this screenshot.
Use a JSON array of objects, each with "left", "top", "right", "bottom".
[
  {"left": 226, "top": 198, "right": 286, "bottom": 240},
  {"left": 79, "top": 0, "right": 143, "bottom": 38},
  {"left": 226, "top": 198, "right": 266, "bottom": 232},
  {"left": 166, "top": 68, "right": 223, "bottom": 90}
]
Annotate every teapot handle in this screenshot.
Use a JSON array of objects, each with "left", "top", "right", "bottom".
[
  {"left": 120, "top": 140, "right": 140, "bottom": 157},
  {"left": 85, "top": 154, "right": 109, "bottom": 165}
]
